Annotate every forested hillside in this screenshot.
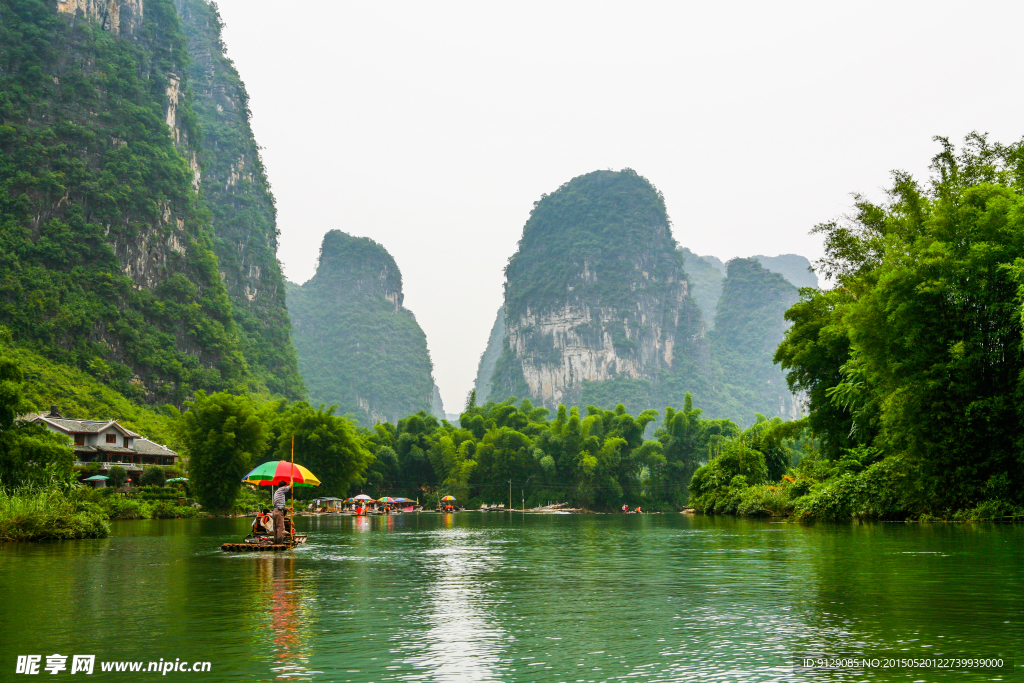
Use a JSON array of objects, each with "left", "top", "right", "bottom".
[
  {"left": 477, "top": 170, "right": 815, "bottom": 425},
  {"left": 0, "top": 0, "right": 251, "bottom": 404},
  {"left": 174, "top": 0, "right": 305, "bottom": 400},
  {"left": 710, "top": 258, "right": 801, "bottom": 422},
  {"left": 0, "top": 0, "right": 304, "bottom": 408},
  {"left": 488, "top": 169, "right": 712, "bottom": 416},
  {"left": 287, "top": 231, "right": 442, "bottom": 426}
]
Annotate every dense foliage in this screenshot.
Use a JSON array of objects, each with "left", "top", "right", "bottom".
[
  {"left": 287, "top": 231, "right": 440, "bottom": 426},
  {"left": 0, "top": 328, "right": 75, "bottom": 488},
  {"left": 345, "top": 393, "right": 798, "bottom": 512},
  {"left": 0, "top": 0, "right": 258, "bottom": 404},
  {"left": 763, "top": 134, "right": 1024, "bottom": 518},
  {"left": 174, "top": 390, "right": 267, "bottom": 512},
  {"left": 173, "top": 390, "right": 374, "bottom": 510}
]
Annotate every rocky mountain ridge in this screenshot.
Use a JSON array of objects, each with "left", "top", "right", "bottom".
[
  {"left": 287, "top": 231, "right": 443, "bottom": 425},
  {"left": 488, "top": 169, "right": 710, "bottom": 414},
  {"left": 477, "top": 169, "right": 814, "bottom": 424}
]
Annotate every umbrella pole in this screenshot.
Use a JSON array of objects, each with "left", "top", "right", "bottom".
[{"left": 290, "top": 434, "right": 295, "bottom": 549}]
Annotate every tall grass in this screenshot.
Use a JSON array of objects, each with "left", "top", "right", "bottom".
[{"left": 0, "top": 486, "right": 109, "bottom": 542}]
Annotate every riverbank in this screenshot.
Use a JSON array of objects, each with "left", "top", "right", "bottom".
[
  {"left": 689, "top": 452, "right": 1024, "bottom": 522},
  {"left": 0, "top": 487, "right": 109, "bottom": 542}
]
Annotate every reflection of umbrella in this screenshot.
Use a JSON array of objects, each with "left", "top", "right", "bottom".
[
  {"left": 83, "top": 475, "right": 109, "bottom": 481},
  {"left": 167, "top": 477, "right": 189, "bottom": 483},
  {"left": 378, "top": 497, "right": 396, "bottom": 503},
  {"left": 242, "top": 461, "right": 321, "bottom": 487},
  {"left": 353, "top": 494, "right": 373, "bottom": 501},
  {"left": 441, "top": 495, "right": 457, "bottom": 501}
]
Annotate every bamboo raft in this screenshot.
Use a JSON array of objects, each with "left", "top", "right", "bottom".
[{"left": 221, "top": 534, "right": 307, "bottom": 552}]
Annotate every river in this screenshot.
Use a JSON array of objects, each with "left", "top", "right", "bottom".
[{"left": 1, "top": 513, "right": 1021, "bottom": 682}]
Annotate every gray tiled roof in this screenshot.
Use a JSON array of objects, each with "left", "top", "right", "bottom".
[
  {"left": 28, "top": 415, "right": 140, "bottom": 438},
  {"left": 132, "top": 438, "right": 177, "bottom": 457},
  {"left": 93, "top": 445, "right": 134, "bottom": 454}
]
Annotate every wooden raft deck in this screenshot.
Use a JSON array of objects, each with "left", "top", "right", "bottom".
[{"left": 221, "top": 535, "right": 307, "bottom": 552}]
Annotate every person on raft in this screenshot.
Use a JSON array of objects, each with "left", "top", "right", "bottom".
[
  {"left": 273, "top": 483, "right": 292, "bottom": 544},
  {"left": 252, "top": 509, "right": 272, "bottom": 536}
]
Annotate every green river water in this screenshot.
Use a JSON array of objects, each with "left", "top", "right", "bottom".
[{"left": 1, "top": 513, "right": 1022, "bottom": 682}]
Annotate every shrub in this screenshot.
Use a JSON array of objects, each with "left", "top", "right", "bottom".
[
  {"left": 140, "top": 466, "right": 166, "bottom": 487},
  {"left": 108, "top": 465, "right": 127, "bottom": 488},
  {"left": 689, "top": 440, "right": 767, "bottom": 512},
  {"left": 150, "top": 501, "right": 201, "bottom": 519},
  {"left": 0, "top": 486, "right": 109, "bottom": 541},
  {"left": 103, "top": 496, "right": 152, "bottom": 520},
  {"left": 737, "top": 485, "right": 792, "bottom": 517},
  {"left": 793, "top": 475, "right": 860, "bottom": 521}
]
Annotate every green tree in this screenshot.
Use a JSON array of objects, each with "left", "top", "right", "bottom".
[
  {"left": 777, "top": 134, "right": 1024, "bottom": 511},
  {"left": 108, "top": 465, "right": 127, "bottom": 489},
  {"left": 270, "top": 403, "right": 373, "bottom": 498},
  {"left": 140, "top": 465, "right": 166, "bottom": 487},
  {"left": 175, "top": 391, "right": 267, "bottom": 512}
]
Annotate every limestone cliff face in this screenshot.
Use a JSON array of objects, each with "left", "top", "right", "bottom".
[
  {"left": 56, "top": 0, "right": 144, "bottom": 36},
  {"left": 287, "top": 231, "right": 441, "bottom": 425},
  {"left": 173, "top": 0, "right": 305, "bottom": 399},
  {"left": 487, "top": 170, "right": 711, "bottom": 413},
  {"left": 473, "top": 307, "right": 505, "bottom": 403}
]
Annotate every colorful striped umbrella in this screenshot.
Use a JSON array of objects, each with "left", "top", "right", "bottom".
[
  {"left": 378, "top": 497, "right": 396, "bottom": 503},
  {"left": 441, "top": 495, "right": 457, "bottom": 501},
  {"left": 242, "top": 460, "right": 321, "bottom": 487}
]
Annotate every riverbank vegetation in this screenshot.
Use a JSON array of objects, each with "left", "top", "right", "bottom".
[{"left": 689, "top": 134, "right": 1024, "bottom": 521}]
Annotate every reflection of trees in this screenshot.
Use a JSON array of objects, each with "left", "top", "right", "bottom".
[{"left": 801, "top": 524, "right": 1024, "bottom": 658}]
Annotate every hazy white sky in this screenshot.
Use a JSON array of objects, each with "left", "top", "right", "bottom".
[{"left": 214, "top": 0, "right": 1024, "bottom": 413}]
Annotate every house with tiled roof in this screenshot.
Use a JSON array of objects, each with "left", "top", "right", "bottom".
[{"left": 28, "top": 406, "right": 178, "bottom": 479}]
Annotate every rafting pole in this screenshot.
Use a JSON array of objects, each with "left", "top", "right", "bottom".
[{"left": 290, "top": 434, "right": 294, "bottom": 549}]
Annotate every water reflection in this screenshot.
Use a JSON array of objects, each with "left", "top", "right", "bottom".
[
  {"left": 400, "top": 527, "right": 506, "bottom": 682},
  {"left": 249, "top": 555, "right": 319, "bottom": 680}
]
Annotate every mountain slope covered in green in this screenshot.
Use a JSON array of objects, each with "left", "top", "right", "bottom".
[
  {"left": 0, "top": 0, "right": 253, "bottom": 404},
  {"left": 488, "top": 169, "right": 712, "bottom": 415},
  {"left": 174, "top": 0, "right": 305, "bottom": 400},
  {"left": 287, "top": 231, "right": 441, "bottom": 425},
  {"left": 710, "top": 258, "right": 801, "bottom": 423}
]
